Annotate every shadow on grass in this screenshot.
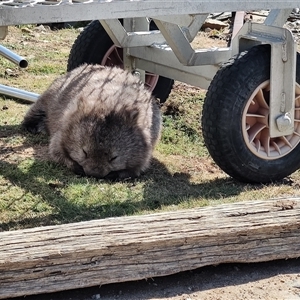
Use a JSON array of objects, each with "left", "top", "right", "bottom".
[
  {"left": 141, "top": 158, "right": 247, "bottom": 210},
  {"left": 0, "top": 159, "right": 250, "bottom": 231},
  {"left": 0, "top": 124, "right": 257, "bottom": 231},
  {"left": 0, "top": 124, "right": 19, "bottom": 138}
]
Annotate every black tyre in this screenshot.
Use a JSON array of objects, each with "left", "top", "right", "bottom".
[
  {"left": 201, "top": 44, "right": 300, "bottom": 183},
  {"left": 67, "top": 20, "right": 174, "bottom": 103}
]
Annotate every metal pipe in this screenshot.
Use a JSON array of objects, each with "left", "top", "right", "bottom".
[
  {"left": 0, "top": 84, "right": 39, "bottom": 102},
  {"left": 0, "top": 45, "right": 28, "bottom": 68}
]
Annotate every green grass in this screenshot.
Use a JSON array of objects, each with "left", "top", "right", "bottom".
[
  {"left": 159, "top": 92, "right": 207, "bottom": 156},
  {"left": 1, "top": 25, "right": 300, "bottom": 231}
]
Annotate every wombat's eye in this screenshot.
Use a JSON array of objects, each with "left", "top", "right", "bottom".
[
  {"left": 110, "top": 156, "right": 118, "bottom": 162},
  {"left": 82, "top": 149, "right": 88, "bottom": 158}
]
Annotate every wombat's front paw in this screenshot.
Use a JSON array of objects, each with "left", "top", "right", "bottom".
[
  {"left": 22, "top": 111, "right": 46, "bottom": 134},
  {"left": 22, "top": 122, "right": 42, "bottom": 134}
]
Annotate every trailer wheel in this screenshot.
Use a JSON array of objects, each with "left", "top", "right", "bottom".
[
  {"left": 201, "top": 44, "right": 300, "bottom": 183},
  {"left": 67, "top": 20, "right": 174, "bottom": 103}
]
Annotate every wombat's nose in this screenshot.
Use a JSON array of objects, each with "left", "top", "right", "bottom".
[{"left": 73, "top": 162, "right": 86, "bottom": 176}]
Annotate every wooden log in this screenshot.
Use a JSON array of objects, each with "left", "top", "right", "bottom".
[{"left": 0, "top": 198, "right": 300, "bottom": 299}]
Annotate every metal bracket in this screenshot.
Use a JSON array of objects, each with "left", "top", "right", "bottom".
[
  {"left": 232, "top": 22, "right": 296, "bottom": 138},
  {"left": 154, "top": 14, "right": 208, "bottom": 42},
  {"left": 122, "top": 18, "right": 148, "bottom": 82},
  {"left": 100, "top": 14, "right": 208, "bottom": 48},
  {"left": 129, "top": 44, "right": 219, "bottom": 89},
  {"left": 264, "top": 9, "right": 293, "bottom": 27},
  {"left": 153, "top": 17, "right": 231, "bottom": 66},
  {"left": 101, "top": 15, "right": 232, "bottom": 67},
  {"left": 100, "top": 18, "right": 166, "bottom": 48}
]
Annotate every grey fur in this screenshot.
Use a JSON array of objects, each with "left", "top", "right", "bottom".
[{"left": 22, "top": 64, "right": 162, "bottom": 179}]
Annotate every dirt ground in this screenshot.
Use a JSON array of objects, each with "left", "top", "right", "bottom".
[{"left": 14, "top": 259, "right": 300, "bottom": 300}]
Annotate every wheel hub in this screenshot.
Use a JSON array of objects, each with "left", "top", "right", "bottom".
[
  {"left": 242, "top": 80, "right": 300, "bottom": 160},
  {"left": 101, "top": 45, "right": 159, "bottom": 92}
]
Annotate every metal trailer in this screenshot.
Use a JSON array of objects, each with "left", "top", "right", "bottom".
[{"left": 0, "top": 0, "right": 300, "bottom": 183}]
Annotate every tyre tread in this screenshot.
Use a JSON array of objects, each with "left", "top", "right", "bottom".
[{"left": 202, "top": 45, "right": 300, "bottom": 183}]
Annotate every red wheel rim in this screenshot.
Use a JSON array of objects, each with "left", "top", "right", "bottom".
[{"left": 101, "top": 45, "right": 159, "bottom": 92}]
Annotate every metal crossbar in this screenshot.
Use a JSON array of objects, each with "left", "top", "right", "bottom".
[{"left": 0, "top": 1, "right": 299, "bottom": 26}]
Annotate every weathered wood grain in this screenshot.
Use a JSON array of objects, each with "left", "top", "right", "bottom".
[{"left": 0, "top": 198, "right": 300, "bottom": 299}]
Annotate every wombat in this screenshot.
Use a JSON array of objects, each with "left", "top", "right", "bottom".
[{"left": 22, "top": 64, "right": 162, "bottom": 180}]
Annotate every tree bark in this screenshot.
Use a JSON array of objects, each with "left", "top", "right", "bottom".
[{"left": 0, "top": 198, "right": 300, "bottom": 299}]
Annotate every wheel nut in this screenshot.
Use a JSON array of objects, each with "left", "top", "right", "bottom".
[{"left": 276, "top": 112, "right": 293, "bottom": 132}]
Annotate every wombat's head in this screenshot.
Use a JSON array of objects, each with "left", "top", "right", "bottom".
[{"left": 60, "top": 110, "right": 153, "bottom": 180}]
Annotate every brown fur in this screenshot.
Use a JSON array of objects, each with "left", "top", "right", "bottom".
[{"left": 22, "top": 64, "right": 162, "bottom": 179}]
